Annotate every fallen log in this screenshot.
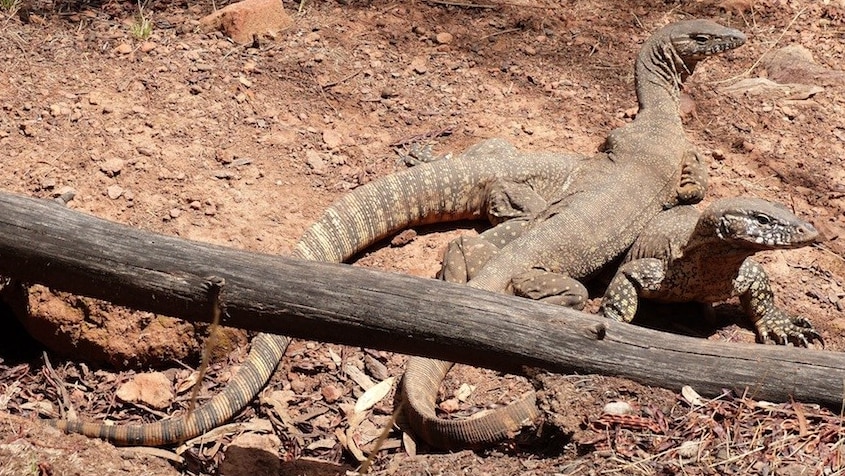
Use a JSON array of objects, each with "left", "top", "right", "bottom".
[{"left": 0, "top": 190, "right": 843, "bottom": 408}]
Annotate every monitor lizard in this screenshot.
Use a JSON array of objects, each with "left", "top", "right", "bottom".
[
  {"left": 599, "top": 196, "right": 821, "bottom": 346},
  {"left": 401, "top": 19, "right": 747, "bottom": 449},
  {"left": 48, "top": 19, "right": 745, "bottom": 447}
]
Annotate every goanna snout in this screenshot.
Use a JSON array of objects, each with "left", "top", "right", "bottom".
[{"left": 795, "top": 222, "right": 820, "bottom": 244}]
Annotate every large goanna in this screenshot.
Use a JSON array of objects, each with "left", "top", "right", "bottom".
[
  {"left": 48, "top": 138, "right": 588, "bottom": 444},
  {"left": 402, "top": 20, "right": 746, "bottom": 449},
  {"left": 49, "top": 19, "right": 745, "bottom": 448}
]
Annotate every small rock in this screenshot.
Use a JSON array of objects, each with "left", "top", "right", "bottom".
[
  {"left": 602, "top": 401, "right": 633, "bottom": 416},
  {"left": 216, "top": 148, "right": 236, "bottom": 164},
  {"left": 49, "top": 103, "right": 71, "bottom": 117},
  {"left": 321, "top": 129, "right": 343, "bottom": 149},
  {"left": 435, "top": 32, "right": 453, "bottom": 44},
  {"left": 305, "top": 150, "right": 326, "bottom": 173},
  {"left": 189, "top": 200, "right": 202, "bottom": 210},
  {"left": 321, "top": 384, "right": 343, "bottom": 403},
  {"left": 54, "top": 187, "right": 76, "bottom": 204},
  {"left": 140, "top": 41, "right": 156, "bottom": 53},
  {"left": 438, "top": 398, "right": 460, "bottom": 413},
  {"left": 198, "top": 0, "right": 294, "bottom": 45},
  {"left": 169, "top": 208, "right": 181, "bottom": 219},
  {"left": 136, "top": 146, "right": 155, "bottom": 156},
  {"left": 114, "top": 43, "right": 133, "bottom": 55},
  {"left": 781, "top": 105, "right": 797, "bottom": 119},
  {"left": 106, "top": 185, "right": 124, "bottom": 200},
  {"left": 677, "top": 440, "right": 699, "bottom": 459},
  {"left": 390, "top": 229, "right": 417, "bottom": 247},
  {"left": 523, "top": 45, "right": 537, "bottom": 56},
  {"left": 220, "top": 431, "right": 281, "bottom": 476},
  {"left": 40, "top": 178, "right": 56, "bottom": 190},
  {"left": 100, "top": 158, "right": 125, "bottom": 177},
  {"left": 19, "top": 121, "right": 37, "bottom": 137},
  {"left": 115, "top": 372, "right": 173, "bottom": 409},
  {"left": 711, "top": 149, "right": 726, "bottom": 161},
  {"left": 411, "top": 56, "right": 427, "bottom": 74}
]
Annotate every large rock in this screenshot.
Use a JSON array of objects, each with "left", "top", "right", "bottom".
[{"left": 199, "top": 0, "right": 293, "bottom": 45}]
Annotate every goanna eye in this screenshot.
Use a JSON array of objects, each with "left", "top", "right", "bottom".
[
  {"left": 692, "top": 34, "right": 710, "bottom": 44},
  {"left": 754, "top": 214, "right": 772, "bottom": 225}
]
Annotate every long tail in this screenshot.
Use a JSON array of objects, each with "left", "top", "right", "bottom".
[
  {"left": 48, "top": 139, "right": 564, "bottom": 445},
  {"left": 401, "top": 358, "right": 541, "bottom": 449}
]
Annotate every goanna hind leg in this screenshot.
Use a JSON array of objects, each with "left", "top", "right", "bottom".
[{"left": 438, "top": 219, "right": 530, "bottom": 284}]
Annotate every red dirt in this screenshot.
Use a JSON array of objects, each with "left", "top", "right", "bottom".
[{"left": 1, "top": 0, "right": 844, "bottom": 474}]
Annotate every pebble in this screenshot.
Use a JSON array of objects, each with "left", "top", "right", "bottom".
[
  {"left": 435, "top": 32, "right": 453, "bottom": 44},
  {"left": 114, "top": 43, "right": 133, "bottom": 55},
  {"left": 100, "top": 158, "right": 125, "bottom": 177},
  {"left": 305, "top": 150, "right": 326, "bottom": 173},
  {"left": 321, "top": 384, "right": 343, "bottom": 403},
  {"left": 40, "top": 177, "right": 56, "bottom": 190},
  {"left": 169, "top": 208, "right": 181, "bottom": 218},
  {"left": 140, "top": 41, "right": 156, "bottom": 53},
  {"left": 602, "top": 400, "right": 633, "bottom": 416},
  {"left": 54, "top": 187, "right": 76, "bottom": 204},
  {"left": 106, "top": 184, "right": 124, "bottom": 199},
  {"left": 411, "top": 56, "right": 427, "bottom": 75},
  {"left": 438, "top": 397, "right": 460, "bottom": 413},
  {"left": 322, "top": 129, "right": 343, "bottom": 149}
]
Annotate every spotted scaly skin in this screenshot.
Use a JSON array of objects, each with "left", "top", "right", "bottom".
[
  {"left": 47, "top": 131, "right": 591, "bottom": 445},
  {"left": 600, "top": 197, "right": 821, "bottom": 346},
  {"left": 49, "top": 20, "right": 746, "bottom": 450},
  {"left": 403, "top": 19, "right": 747, "bottom": 450}
]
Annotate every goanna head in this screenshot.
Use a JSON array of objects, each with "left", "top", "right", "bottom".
[
  {"left": 646, "top": 19, "right": 747, "bottom": 82},
  {"left": 707, "top": 197, "right": 820, "bottom": 250}
]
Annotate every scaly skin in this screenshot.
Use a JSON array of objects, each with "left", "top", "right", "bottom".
[
  {"left": 48, "top": 135, "right": 590, "bottom": 444},
  {"left": 402, "top": 19, "right": 747, "bottom": 450},
  {"left": 49, "top": 19, "right": 746, "bottom": 450},
  {"left": 600, "top": 197, "right": 822, "bottom": 346}
]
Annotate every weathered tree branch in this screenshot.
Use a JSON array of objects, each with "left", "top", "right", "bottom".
[{"left": 0, "top": 190, "right": 843, "bottom": 408}]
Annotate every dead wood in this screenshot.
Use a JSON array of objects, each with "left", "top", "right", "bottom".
[{"left": 0, "top": 190, "right": 843, "bottom": 409}]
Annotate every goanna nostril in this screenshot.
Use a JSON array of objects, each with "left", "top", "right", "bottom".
[{"left": 799, "top": 224, "right": 819, "bottom": 239}]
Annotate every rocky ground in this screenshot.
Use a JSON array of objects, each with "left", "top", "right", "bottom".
[{"left": 1, "top": 0, "right": 845, "bottom": 474}]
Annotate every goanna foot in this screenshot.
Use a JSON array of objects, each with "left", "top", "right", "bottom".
[
  {"left": 754, "top": 309, "right": 823, "bottom": 348},
  {"left": 511, "top": 269, "right": 588, "bottom": 309},
  {"left": 396, "top": 143, "right": 451, "bottom": 167}
]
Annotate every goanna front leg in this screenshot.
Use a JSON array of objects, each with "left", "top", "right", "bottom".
[
  {"left": 599, "top": 258, "right": 667, "bottom": 322},
  {"left": 440, "top": 176, "right": 549, "bottom": 282},
  {"left": 735, "top": 259, "right": 823, "bottom": 347}
]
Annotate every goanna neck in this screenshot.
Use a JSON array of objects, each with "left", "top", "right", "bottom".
[{"left": 633, "top": 39, "right": 691, "bottom": 124}]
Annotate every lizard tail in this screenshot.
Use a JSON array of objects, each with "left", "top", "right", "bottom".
[
  {"left": 401, "top": 357, "right": 541, "bottom": 449},
  {"left": 47, "top": 333, "right": 289, "bottom": 446},
  {"left": 47, "top": 152, "right": 498, "bottom": 446}
]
